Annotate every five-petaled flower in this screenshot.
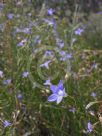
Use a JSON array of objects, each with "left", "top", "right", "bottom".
[
  {"left": 87, "top": 122, "right": 93, "bottom": 133},
  {"left": 91, "top": 92, "right": 97, "bottom": 97},
  {"left": 3, "top": 79, "right": 11, "bottom": 85},
  {"left": 3, "top": 120, "right": 11, "bottom": 128},
  {"left": 22, "top": 71, "right": 29, "bottom": 78},
  {"left": 75, "top": 28, "right": 84, "bottom": 35},
  {"left": 44, "top": 79, "right": 51, "bottom": 86},
  {"left": 7, "top": 13, "right": 14, "bottom": 20},
  {"left": 48, "top": 80, "right": 67, "bottom": 104},
  {"left": 40, "top": 60, "right": 51, "bottom": 69},
  {"left": 47, "top": 8, "right": 55, "bottom": 16}
]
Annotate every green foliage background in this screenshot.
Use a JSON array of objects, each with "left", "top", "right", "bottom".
[{"left": 0, "top": 0, "right": 102, "bottom": 135}]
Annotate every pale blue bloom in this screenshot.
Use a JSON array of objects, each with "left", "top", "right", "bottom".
[
  {"left": 56, "top": 38, "right": 64, "bottom": 48},
  {"left": 72, "top": 38, "right": 77, "bottom": 44},
  {"left": 17, "top": 93, "right": 23, "bottom": 100},
  {"left": 3, "top": 120, "right": 11, "bottom": 127},
  {"left": 91, "top": 62, "right": 98, "bottom": 69},
  {"left": 7, "top": 13, "right": 14, "bottom": 20},
  {"left": 15, "top": 27, "right": 30, "bottom": 34},
  {"left": 75, "top": 28, "right": 84, "bottom": 35},
  {"left": 43, "top": 19, "right": 56, "bottom": 28},
  {"left": 44, "top": 79, "right": 51, "bottom": 86},
  {"left": 40, "top": 60, "right": 51, "bottom": 69},
  {"left": 59, "top": 51, "right": 72, "bottom": 61},
  {"left": 3, "top": 79, "right": 11, "bottom": 85},
  {"left": 59, "top": 51, "right": 66, "bottom": 56},
  {"left": 28, "top": 12, "right": 32, "bottom": 16},
  {"left": 91, "top": 92, "right": 97, "bottom": 97},
  {"left": 22, "top": 71, "right": 29, "bottom": 78},
  {"left": 47, "top": 8, "right": 55, "bottom": 16},
  {"left": 22, "top": 28, "right": 31, "bottom": 34},
  {"left": 44, "top": 51, "right": 54, "bottom": 57},
  {"left": 34, "top": 35, "right": 41, "bottom": 44},
  {"left": 17, "top": 39, "right": 27, "bottom": 47},
  {"left": 48, "top": 80, "right": 67, "bottom": 104},
  {"left": 69, "top": 107, "right": 76, "bottom": 113},
  {"left": 87, "top": 122, "right": 93, "bottom": 133}
]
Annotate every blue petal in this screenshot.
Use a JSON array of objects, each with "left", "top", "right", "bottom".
[
  {"left": 48, "top": 94, "right": 58, "bottom": 102},
  {"left": 50, "top": 85, "right": 58, "bottom": 93},
  {"left": 58, "top": 80, "right": 64, "bottom": 90},
  {"left": 56, "top": 96, "right": 63, "bottom": 104},
  {"left": 43, "top": 79, "right": 51, "bottom": 86}
]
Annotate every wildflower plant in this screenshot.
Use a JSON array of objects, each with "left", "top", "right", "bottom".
[
  {"left": 48, "top": 80, "right": 67, "bottom": 104},
  {"left": 0, "top": 0, "right": 102, "bottom": 135}
]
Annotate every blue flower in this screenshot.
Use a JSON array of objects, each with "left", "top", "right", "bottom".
[
  {"left": 44, "top": 51, "right": 54, "bottom": 57},
  {"left": 59, "top": 51, "right": 72, "bottom": 61},
  {"left": 22, "top": 28, "right": 31, "bottom": 34},
  {"left": 3, "top": 120, "right": 11, "bottom": 128},
  {"left": 56, "top": 38, "right": 64, "bottom": 48},
  {"left": 44, "top": 79, "right": 51, "bottom": 86},
  {"left": 87, "top": 122, "right": 93, "bottom": 133},
  {"left": 75, "top": 28, "right": 84, "bottom": 35},
  {"left": 22, "top": 71, "right": 29, "bottom": 78},
  {"left": 43, "top": 19, "right": 56, "bottom": 28},
  {"left": 40, "top": 60, "right": 51, "bottom": 69},
  {"left": 34, "top": 35, "right": 41, "bottom": 44},
  {"left": 48, "top": 80, "right": 67, "bottom": 104},
  {"left": 72, "top": 38, "right": 77, "bottom": 44},
  {"left": 69, "top": 107, "right": 76, "bottom": 113},
  {"left": 91, "top": 92, "right": 97, "bottom": 97},
  {"left": 15, "top": 27, "right": 30, "bottom": 34},
  {"left": 91, "top": 62, "right": 98, "bottom": 69},
  {"left": 17, "top": 93, "right": 23, "bottom": 100},
  {"left": 47, "top": 8, "right": 55, "bottom": 16},
  {"left": 3, "top": 79, "right": 11, "bottom": 85},
  {"left": 17, "top": 39, "right": 27, "bottom": 47},
  {"left": 7, "top": 13, "right": 14, "bottom": 20}
]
